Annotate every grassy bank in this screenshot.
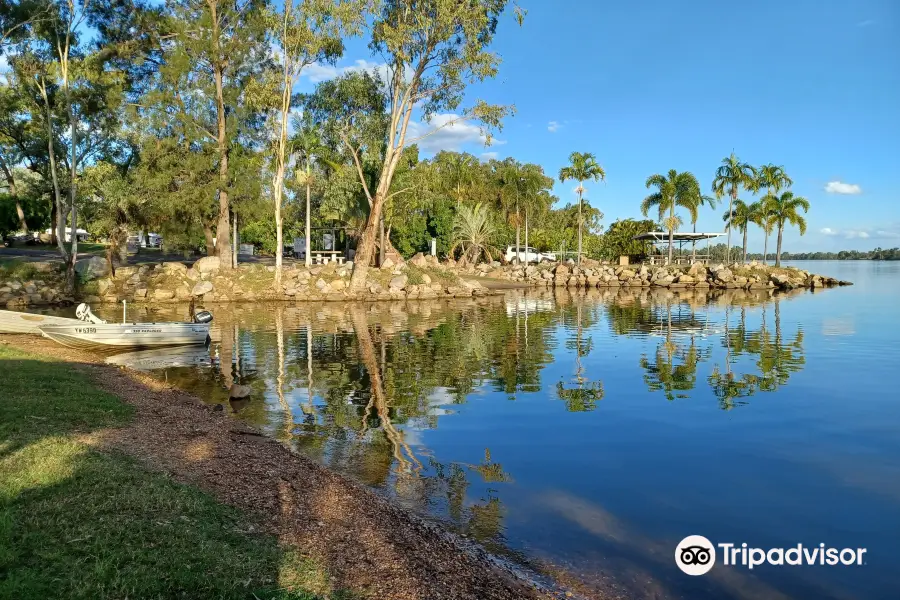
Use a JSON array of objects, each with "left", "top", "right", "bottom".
[{"left": 0, "top": 345, "right": 342, "bottom": 600}]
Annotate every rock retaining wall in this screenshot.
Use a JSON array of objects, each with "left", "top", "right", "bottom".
[{"left": 477, "top": 260, "right": 852, "bottom": 291}]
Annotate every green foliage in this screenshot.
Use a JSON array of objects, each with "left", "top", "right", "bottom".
[
  {"left": 599, "top": 218, "right": 656, "bottom": 261},
  {"left": 241, "top": 218, "right": 278, "bottom": 255},
  {"left": 450, "top": 202, "right": 498, "bottom": 264}
]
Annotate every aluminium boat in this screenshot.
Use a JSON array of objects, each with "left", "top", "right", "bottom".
[{"left": 38, "top": 303, "right": 212, "bottom": 350}]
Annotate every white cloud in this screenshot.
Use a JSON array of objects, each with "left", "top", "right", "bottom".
[
  {"left": 300, "top": 59, "right": 414, "bottom": 86},
  {"left": 875, "top": 230, "right": 900, "bottom": 239},
  {"left": 820, "top": 227, "right": 837, "bottom": 235},
  {"left": 824, "top": 181, "right": 862, "bottom": 195},
  {"left": 547, "top": 120, "right": 560, "bottom": 133},
  {"left": 406, "top": 113, "right": 502, "bottom": 153},
  {"left": 481, "top": 151, "right": 498, "bottom": 161},
  {"left": 845, "top": 230, "right": 870, "bottom": 239}
]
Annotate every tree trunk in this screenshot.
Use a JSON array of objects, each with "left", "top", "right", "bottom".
[
  {"left": 577, "top": 188, "right": 583, "bottom": 265},
  {"left": 691, "top": 221, "right": 697, "bottom": 263},
  {"left": 762, "top": 231, "right": 769, "bottom": 265},
  {"left": 725, "top": 191, "right": 734, "bottom": 265},
  {"left": 667, "top": 202, "right": 674, "bottom": 265},
  {"left": 0, "top": 155, "right": 27, "bottom": 232},
  {"left": 775, "top": 224, "right": 784, "bottom": 267},
  {"left": 212, "top": 23, "right": 231, "bottom": 265},
  {"left": 232, "top": 212, "right": 238, "bottom": 267},
  {"left": 66, "top": 83, "right": 78, "bottom": 291},
  {"left": 524, "top": 210, "right": 529, "bottom": 264},
  {"left": 515, "top": 199, "right": 520, "bottom": 264},
  {"left": 742, "top": 227, "right": 748, "bottom": 264},
  {"left": 305, "top": 176, "right": 311, "bottom": 267},
  {"left": 379, "top": 214, "right": 385, "bottom": 266},
  {"left": 203, "top": 222, "right": 216, "bottom": 256},
  {"left": 39, "top": 82, "right": 68, "bottom": 262}
]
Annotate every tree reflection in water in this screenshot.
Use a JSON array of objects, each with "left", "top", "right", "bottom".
[{"left": 132, "top": 286, "right": 808, "bottom": 579}]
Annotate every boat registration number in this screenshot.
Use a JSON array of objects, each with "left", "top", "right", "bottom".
[{"left": 75, "top": 327, "right": 97, "bottom": 334}]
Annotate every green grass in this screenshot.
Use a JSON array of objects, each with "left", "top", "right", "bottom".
[
  {"left": 0, "top": 346, "right": 343, "bottom": 600},
  {"left": 0, "top": 260, "right": 41, "bottom": 282}
]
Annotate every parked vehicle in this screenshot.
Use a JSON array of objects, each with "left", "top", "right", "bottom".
[{"left": 504, "top": 245, "right": 556, "bottom": 264}]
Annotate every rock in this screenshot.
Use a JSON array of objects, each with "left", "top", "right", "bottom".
[
  {"left": 162, "top": 261, "right": 188, "bottom": 273},
  {"left": 191, "top": 281, "right": 213, "bottom": 296},
  {"left": 381, "top": 257, "right": 395, "bottom": 270},
  {"left": 554, "top": 264, "right": 570, "bottom": 276},
  {"left": 329, "top": 279, "right": 346, "bottom": 291},
  {"left": 713, "top": 268, "right": 734, "bottom": 283},
  {"left": 618, "top": 268, "right": 636, "bottom": 281},
  {"left": 97, "top": 279, "right": 113, "bottom": 295},
  {"left": 24, "top": 283, "right": 37, "bottom": 294},
  {"left": 315, "top": 278, "right": 328, "bottom": 291},
  {"left": 134, "top": 288, "right": 148, "bottom": 298},
  {"left": 194, "top": 256, "right": 221, "bottom": 273},
  {"left": 389, "top": 274, "right": 408, "bottom": 290},
  {"left": 229, "top": 384, "right": 252, "bottom": 399},
  {"left": 677, "top": 274, "right": 695, "bottom": 284},
  {"left": 153, "top": 288, "right": 175, "bottom": 300},
  {"left": 688, "top": 262, "right": 707, "bottom": 278},
  {"left": 409, "top": 252, "right": 428, "bottom": 267},
  {"left": 175, "top": 285, "right": 191, "bottom": 300},
  {"left": 74, "top": 256, "right": 110, "bottom": 281},
  {"left": 421, "top": 273, "right": 432, "bottom": 285}
]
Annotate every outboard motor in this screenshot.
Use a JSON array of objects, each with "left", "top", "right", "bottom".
[
  {"left": 76, "top": 303, "right": 107, "bottom": 324},
  {"left": 193, "top": 310, "right": 214, "bottom": 324}
]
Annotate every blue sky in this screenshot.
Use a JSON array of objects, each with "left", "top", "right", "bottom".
[{"left": 298, "top": 0, "right": 899, "bottom": 252}]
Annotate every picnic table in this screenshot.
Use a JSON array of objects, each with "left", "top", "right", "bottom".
[{"left": 310, "top": 250, "right": 345, "bottom": 265}]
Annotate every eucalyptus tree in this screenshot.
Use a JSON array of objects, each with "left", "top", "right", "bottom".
[
  {"left": 641, "top": 169, "right": 700, "bottom": 264},
  {"left": 712, "top": 153, "right": 757, "bottom": 264},
  {"left": 496, "top": 158, "right": 525, "bottom": 262},
  {"left": 341, "top": 0, "right": 522, "bottom": 289},
  {"left": 749, "top": 198, "right": 775, "bottom": 264},
  {"left": 267, "top": 0, "right": 362, "bottom": 287},
  {"left": 290, "top": 114, "right": 336, "bottom": 267},
  {"left": 164, "top": 0, "right": 270, "bottom": 266},
  {"left": 558, "top": 151, "right": 605, "bottom": 264},
  {"left": 764, "top": 191, "right": 809, "bottom": 266},
  {"left": 722, "top": 199, "right": 753, "bottom": 264},
  {"left": 434, "top": 150, "right": 479, "bottom": 207},
  {"left": 521, "top": 164, "right": 553, "bottom": 258}
]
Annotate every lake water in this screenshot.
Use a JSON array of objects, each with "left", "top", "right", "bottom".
[{"left": 77, "top": 261, "right": 900, "bottom": 600}]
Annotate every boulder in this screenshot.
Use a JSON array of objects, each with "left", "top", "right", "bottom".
[
  {"left": 421, "top": 273, "right": 432, "bottom": 285},
  {"left": 381, "top": 257, "right": 395, "bottom": 270},
  {"left": 134, "top": 288, "right": 148, "bottom": 298},
  {"left": 389, "top": 274, "right": 408, "bottom": 290},
  {"left": 315, "top": 278, "right": 328, "bottom": 291},
  {"left": 677, "top": 274, "right": 695, "bottom": 284},
  {"left": 554, "top": 264, "right": 570, "bottom": 276},
  {"left": 161, "top": 261, "right": 188, "bottom": 273},
  {"left": 175, "top": 285, "right": 191, "bottom": 300},
  {"left": 194, "top": 256, "right": 221, "bottom": 273},
  {"left": 74, "top": 256, "right": 110, "bottom": 281},
  {"left": 329, "top": 279, "right": 346, "bottom": 292},
  {"left": 191, "top": 281, "right": 213, "bottom": 296},
  {"left": 618, "top": 268, "right": 636, "bottom": 281},
  {"left": 688, "top": 262, "right": 708, "bottom": 278},
  {"left": 409, "top": 252, "right": 428, "bottom": 267},
  {"left": 713, "top": 268, "right": 734, "bottom": 283},
  {"left": 153, "top": 288, "right": 175, "bottom": 300}
]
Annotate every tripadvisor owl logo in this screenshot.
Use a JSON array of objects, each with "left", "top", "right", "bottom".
[{"left": 675, "top": 535, "right": 716, "bottom": 575}]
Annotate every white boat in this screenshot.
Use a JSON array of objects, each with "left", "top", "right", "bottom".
[
  {"left": 0, "top": 309, "right": 83, "bottom": 334},
  {"left": 38, "top": 303, "right": 212, "bottom": 350}
]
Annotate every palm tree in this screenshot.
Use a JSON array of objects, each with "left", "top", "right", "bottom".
[
  {"left": 757, "top": 163, "right": 793, "bottom": 202},
  {"left": 641, "top": 169, "right": 700, "bottom": 264},
  {"left": 749, "top": 198, "right": 776, "bottom": 264},
  {"left": 497, "top": 159, "right": 526, "bottom": 263},
  {"left": 292, "top": 117, "right": 333, "bottom": 268},
  {"left": 450, "top": 202, "right": 498, "bottom": 265},
  {"left": 722, "top": 199, "right": 753, "bottom": 263},
  {"left": 712, "top": 153, "right": 757, "bottom": 264},
  {"left": 558, "top": 152, "right": 605, "bottom": 265},
  {"left": 765, "top": 191, "right": 809, "bottom": 266}
]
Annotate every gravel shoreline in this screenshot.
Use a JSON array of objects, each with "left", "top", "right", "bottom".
[{"left": 1, "top": 334, "right": 594, "bottom": 600}]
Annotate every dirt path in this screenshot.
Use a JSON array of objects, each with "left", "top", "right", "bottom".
[{"left": 1, "top": 335, "right": 570, "bottom": 600}]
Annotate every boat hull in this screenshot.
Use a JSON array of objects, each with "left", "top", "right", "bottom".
[
  {"left": 0, "top": 310, "right": 83, "bottom": 334},
  {"left": 39, "top": 323, "right": 210, "bottom": 350}
]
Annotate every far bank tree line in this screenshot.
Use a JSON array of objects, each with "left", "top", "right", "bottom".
[{"left": 1, "top": 0, "right": 822, "bottom": 296}]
